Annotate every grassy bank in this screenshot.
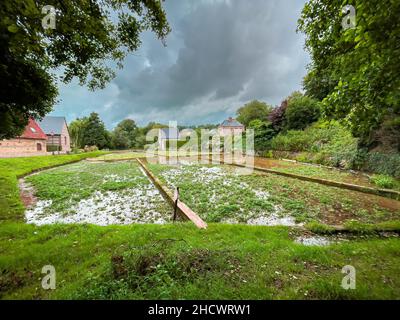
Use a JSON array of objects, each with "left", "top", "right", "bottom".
[
  {"left": 148, "top": 163, "right": 400, "bottom": 226},
  {"left": 1, "top": 222, "right": 400, "bottom": 299},
  {"left": 265, "top": 122, "right": 400, "bottom": 180},
  {"left": 1, "top": 153, "right": 400, "bottom": 300},
  {"left": 0, "top": 151, "right": 106, "bottom": 220}
]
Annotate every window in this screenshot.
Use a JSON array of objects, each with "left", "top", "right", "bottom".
[
  {"left": 36, "top": 143, "right": 42, "bottom": 151},
  {"left": 30, "top": 127, "right": 37, "bottom": 133},
  {"left": 64, "top": 136, "right": 67, "bottom": 145}
]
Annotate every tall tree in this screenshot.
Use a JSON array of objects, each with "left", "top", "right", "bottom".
[
  {"left": 284, "top": 92, "right": 321, "bottom": 131},
  {"left": 268, "top": 99, "right": 288, "bottom": 133},
  {"left": 111, "top": 127, "right": 130, "bottom": 149},
  {"left": 298, "top": 0, "right": 400, "bottom": 140},
  {"left": 81, "top": 113, "right": 109, "bottom": 149},
  {"left": 0, "top": 0, "right": 170, "bottom": 138},
  {"left": 111, "top": 119, "right": 138, "bottom": 149},
  {"left": 69, "top": 118, "right": 88, "bottom": 149},
  {"left": 236, "top": 100, "right": 273, "bottom": 127}
]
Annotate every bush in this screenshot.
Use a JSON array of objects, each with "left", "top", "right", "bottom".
[
  {"left": 84, "top": 145, "right": 99, "bottom": 152},
  {"left": 268, "top": 99, "right": 288, "bottom": 132},
  {"left": 370, "top": 174, "right": 396, "bottom": 189},
  {"left": 248, "top": 120, "right": 275, "bottom": 152},
  {"left": 284, "top": 93, "right": 321, "bottom": 131},
  {"left": 362, "top": 152, "right": 400, "bottom": 179},
  {"left": 269, "top": 121, "right": 360, "bottom": 169},
  {"left": 46, "top": 145, "right": 60, "bottom": 152},
  {"left": 305, "top": 222, "right": 336, "bottom": 234}
]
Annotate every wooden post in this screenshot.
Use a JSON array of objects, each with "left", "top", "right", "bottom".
[{"left": 173, "top": 187, "right": 180, "bottom": 222}]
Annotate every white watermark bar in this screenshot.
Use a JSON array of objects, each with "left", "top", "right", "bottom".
[{"left": 145, "top": 121, "right": 255, "bottom": 174}]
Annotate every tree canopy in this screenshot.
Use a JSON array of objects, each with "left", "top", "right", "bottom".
[
  {"left": 248, "top": 119, "right": 275, "bottom": 152},
  {"left": 77, "top": 112, "right": 110, "bottom": 149},
  {"left": 236, "top": 100, "right": 273, "bottom": 127},
  {"left": 298, "top": 0, "right": 400, "bottom": 140},
  {"left": 111, "top": 119, "right": 139, "bottom": 149},
  {"left": 268, "top": 99, "right": 288, "bottom": 133},
  {"left": 0, "top": 0, "right": 170, "bottom": 138},
  {"left": 284, "top": 92, "right": 321, "bottom": 131}
]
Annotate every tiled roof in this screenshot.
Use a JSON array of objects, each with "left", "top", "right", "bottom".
[
  {"left": 220, "top": 118, "right": 244, "bottom": 127},
  {"left": 38, "top": 116, "right": 66, "bottom": 135},
  {"left": 20, "top": 118, "right": 48, "bottom": 140}
]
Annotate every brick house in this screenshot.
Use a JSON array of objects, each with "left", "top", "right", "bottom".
[
  {"left": 218, "top": 117, "right": 245, "bottom": 136},
  {"left": 38, "top": 116, "right": 71, "bottom": 153},
  {"left": 0, "top": 118, "right": 48, "bottom": 157}
]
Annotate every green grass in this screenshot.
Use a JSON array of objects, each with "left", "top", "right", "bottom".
[
  {"left": 24, "top": 161, "right": 171, "bottom": 223},
  {"left": 1, "top": 222, "right": 400, "bottom": 299},
  {"left": 255, "top": 157, "right": 400, "bottom": 190},
  {"left": 1, "top": 153, "right": 400, "bottom": 299},
  {"left": 97, "top": 152, "right": 147, "bottom": 161},
  {"left": 370, "top": 174, "right": 400, "bottom": 191},
  {"left": 148, "top": 163, "right": 400, "bottom": 225},
  {"left": 0, "top": 152, "right": 107, "bottom": 220},
  {"left": 274, "top": 165, "right": 368, "bottom": 185}
]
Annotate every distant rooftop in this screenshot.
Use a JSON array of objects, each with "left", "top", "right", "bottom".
[
  {"left": 38, "top": 116, "right": 67, "bottom": 135},
  {"left": 220, "top": 117, "right": 244, "bottom": 127}
]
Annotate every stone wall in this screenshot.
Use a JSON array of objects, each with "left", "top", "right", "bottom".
[{"left": 0, "top": 138, "right": 47, "bottom": 158}]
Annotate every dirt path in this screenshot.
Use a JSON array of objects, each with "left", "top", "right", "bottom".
[{"left": 18, "top": 178, "right": 37, "bottom": 208}]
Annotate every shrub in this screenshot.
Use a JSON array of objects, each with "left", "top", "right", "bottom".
[
  {"left": 268, "top": 99, "right": 288, "bottom": 132},
  {"left": 269, "top": 130, "right": 311, "bottom": 152},
  {"left": 46, "top": 145, "right": 60, "bottom": 152},
  {"left": 269, "top": 121, "right": 360, "bottom": 169},
  {"left": 362, "top": 152, "right": 400, "bottom": 178},
  {"left": 305, "top": 222, "right": 336, "bottom": 234},
  {"left": 284, "top": 93, "right": 321, "bottom": 131},
  {"left": 248, "top": 120, "right": 275, "bottom": 152},
  {"left": 262, "top": 150, "right": 273, "bottom": 158},
  {"left": 370, "top": 174, "right": 396, "bottom": 189},
  {"left": 84, "top": 145, "right": 99, "bottom": 152}
]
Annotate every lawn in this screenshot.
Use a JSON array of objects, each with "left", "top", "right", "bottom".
[
  {"left": 23, "top": 161, "right": 171, "bottom": 225},
  {"left": 1, "top": 222, "right": 400, "bottom": 299},
  {"left": 148, "top": 162, "right": 400, "bottom": 226},
  {"left": 150, "top": 153, "right": 400, "bottom": 191},
  {"left": 0, "top": 151, "right": 108, "bottom": 220},
  {"left": 254, "top": 156, "right": 400, "bottom": 191},
  {"left": 96, "top": 151, "right": 147, "bottom": 161},
  {"left": 1, "top": 153, "right": 400, "bottom": 299}
]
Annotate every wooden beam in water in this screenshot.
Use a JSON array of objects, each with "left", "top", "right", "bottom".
[{"left": 136, "top": 158, "right": 208, "bottom": 229}]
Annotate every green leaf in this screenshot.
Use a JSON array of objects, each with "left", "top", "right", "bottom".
[{"left": 7, "top": 24, "right": 18, "bottom": 33}]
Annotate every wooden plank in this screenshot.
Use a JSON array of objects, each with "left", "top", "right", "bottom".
[{"left": 136, "top": 158, "right": 208, "bottom": 229}]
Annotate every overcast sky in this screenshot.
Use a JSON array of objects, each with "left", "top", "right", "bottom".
[{"left": 50, "top": 0, "right": 309, "bottom": 129}]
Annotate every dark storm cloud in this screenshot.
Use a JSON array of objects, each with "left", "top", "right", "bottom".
[{"left": 53, "top": 0, "right": 309, "bottom": 128}]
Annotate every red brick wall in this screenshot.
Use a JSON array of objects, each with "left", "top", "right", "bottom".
[{"left": 0, "top": 138, "right": 47, "bottom": 157}]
